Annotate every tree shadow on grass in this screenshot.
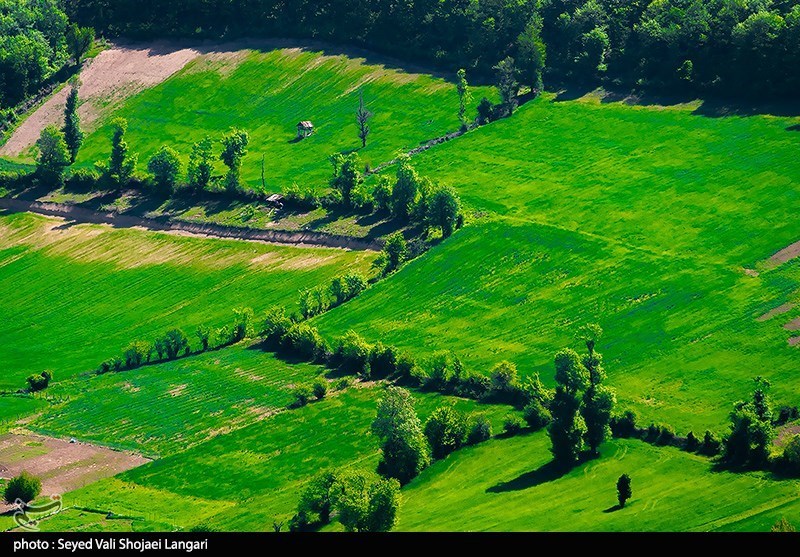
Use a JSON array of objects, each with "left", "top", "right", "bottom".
[
  {"left": 486, "top": 460, "right": 571, "bottom": 493},
  {"left": 603, "top": 504, "right": 623, "bottom": 513},
  {"left": 788, "top": 124, "right": 800, "bottom": 132}
]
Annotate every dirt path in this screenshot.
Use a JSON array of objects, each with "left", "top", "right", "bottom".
[{"left": 0, "top": 198, "right": 381, "bottom": 251}]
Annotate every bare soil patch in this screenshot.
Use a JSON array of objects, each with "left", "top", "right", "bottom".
[
  {"left": 0, "top": 433, "right": 149, "bottom": 506},
  {"left": 788, "top": 336, "right": 800, "bottom": 347},
  {"left": 784, "top": 318, "right": 800, "bottom": 331},
  {"left": 756, "top": 303, "right": 794, "bottom": 322},
  {"left": 769, "top": 240, "right": 800, "bottom": 266}
]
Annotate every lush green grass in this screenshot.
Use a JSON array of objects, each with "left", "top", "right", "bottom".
[
  {"left": 72, "top": 47, "right": 494, "bottom": 192},
  {"left": 31, "top": 345, "right": 326, "bottom": 456},
  {"left": 397, "top": 434, "right": 800, "bottom": 532},
  {"left": 0, "top": 395, "right": 46, "bottom": 431},
  {"left": 0, "top": 211, "right": 374, "bottom": 390},
  {"left": 34, "top": 385, "right": 511, "bottom": 531}
]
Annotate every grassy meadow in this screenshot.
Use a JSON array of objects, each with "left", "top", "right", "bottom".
[
  {"left": 71, "top": 47, "right": 494, "bottom": 192},
  {"left": 0, "top": 211, "right": 374, "bottom": 390}
]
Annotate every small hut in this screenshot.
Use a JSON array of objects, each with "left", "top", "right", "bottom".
[{"left": 296, "top": 121, "right": 314, "bottom": 139}]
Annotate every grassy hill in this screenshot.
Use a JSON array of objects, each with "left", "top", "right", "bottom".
[
  {"left": 70, "top": 46, "right": 495, "bottom": 192},
  {"left": 0, "top": 211, "right": 374, "bottom": 391}
]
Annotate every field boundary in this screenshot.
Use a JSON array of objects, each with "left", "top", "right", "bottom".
[{"left": 0, "top": 198, "right": 381, "bottom": 251}]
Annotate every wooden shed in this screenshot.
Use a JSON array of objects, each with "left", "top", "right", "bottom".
[{"left": 296, "top": 121, "right": 314, "bottom": 139}]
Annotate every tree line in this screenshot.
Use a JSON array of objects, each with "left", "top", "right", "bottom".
[{"left": 66, "top": 0, "right": 800, "bottom": 100}]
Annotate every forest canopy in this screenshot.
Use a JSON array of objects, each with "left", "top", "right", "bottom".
[{"left": 66, "top": 0, "right": 800, "bottom": 100}]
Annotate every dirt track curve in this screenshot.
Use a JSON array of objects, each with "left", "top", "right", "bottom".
[{"left": 0, "top": 198, "right": 381, "bottom": 251}]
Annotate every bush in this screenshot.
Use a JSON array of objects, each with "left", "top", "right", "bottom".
[
  {"left": 147, "top": 145, "right": 182, "bottom": 194},
  {"left": 490, "top": 361, "right": 519, "bottom": 394},
  {"left": 98, "top": 356, "right": 122, "bottom": 374},
  {"left": 699, "top": 430, "right": 722, "bottom": 456},
  {"left": 503, "top": 414, "right": 524, "bottom": 436},
  {"left": 424, "top": 406, "right": 468, "bottom": 459},
  {"left": 610, "top": 410, "right": 638, "bottom": 438},
  {"left": 425, "top": 352, "right": 454, "bottom": 391},
  {"left": 292, "top": 385, "right": 314, "bottom": 407},
  {"left": 26, "top": 371, "right": 52, "bottom": 392},
  {"left": 775, "top": 406, "right": 800, "bottom": 426},
  {"left": 467, "top": 413, "right": 493, "bottom": 445},
  {"left": 281, "top": 323, "right": 328, "bottom": 362},
  {"left": 522, "top": 399, "right": 552, "bottom": 430},
  {"left": 154, "top": 328, "right": 190, "bottom": 360},
  {"left": 232, "top": 306, "right": 254, "bottom": 342},
  {"left": 395, "top": 352, "right": 418, "bottom": 381},
  {"left": 283, "top": 183, "right": 321, "bottom": 210},
  {"left": 312, "top": 378, "right": 329, "bottom": 400},
  {"left": 656, "top": 424, "right": 676, "bottom": 446},
  {"left": 330, "top": 273, "right": 368, "bottom": 306},
  {"left": 65, "top": 168, "right": 100, "bottom": 191},
  {"left": 684, "top": 431, "right": 699, "bottom": 452},
  {"left": 455, "top": 371, "right": 492, "bottom": 400},
  {"left": 369, "top": 343, "right": 397, "bottom": 379},
  {"left": 781, "top": 435, "right": 800, "bottom": 475},
  {"left": 262, "top": 306, "right": 292, "bottom": 346},
  {"left": 334, "top": 330, "right": 372, "bottom": 376},
  {"left": 123, "top": 341, "right": 151, "bottom": 368},
  {"left": 334, "top": 376, "right": 354, "bottom": 391},
  {"left": 4, "top": 471, "right": 42, "bottom": 504}
]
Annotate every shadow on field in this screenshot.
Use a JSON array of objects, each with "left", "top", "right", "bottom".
[
  {"left": 788, "top": 124, "right": 800, "bottom": 132},
  {"left": 603, "top": 504, "right": 623, "bottom": 513},
  {"left": 486, "top": 460, "right": 570, "bottom": 493}
]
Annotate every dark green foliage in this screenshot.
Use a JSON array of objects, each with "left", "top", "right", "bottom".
[
  {"left": 493, "top": 56, "right": 518, "bottom": 116},
  {"left": 154, "top": 328, "right": 190, "bottom": 360},
  {"left": 261, "top": 306, "right": 292, "bottom": 346},
  {"left": 503, "top": 414, "right": 524, "bottom": 436},
  {"left": 610, "top": 410, "right": 637, "bottom": 438},
  {"left": 280, "top": 323, "right": 328, "bottom": 362},
  {"left": 781, "top": 435, "right": 800, "bottom": 476},
  {"left": 187, "top": 137, "right": 214, "bottom": 191},
  {"left": 456, "top": 68, "right": 471, "bottom": 128},
  {"left": 329, "top": 273, "right": 367, "bottom": 306},
  {"left": 467, "top": 414, "right": 493, "bottom": 445},
  {"left": 65, "top": 23, "right": 94, "bottom": 63},
  {"left": 369, "top": 342, "right": 397, "bottom": 379},
  {"left": 700, "top": 430, "right": 722, "bottom": 456},
  {"left": 391, "top": 155, "right": 420, "bottom": 221},
  {"left": 65, "top": 168, "right": 99, "bottom": 191},
  {"left": 231, "top": 307, "right": 254, "bottom": 342},
  {"left": 123, "top": 341, "right": 151, "bottom": 368},
  {"left": 722, "top": 378, "right": 775, "bottom": 468},
  {"left": 365, "top": 478, "right": 401, "bottom": 532},
  {"left": 490, "top": 361, "right": 518, "bottom": 394},
  {"left": 775, "top": 406, "right": 800, "bottom": 426},
  {"left": 108, "top": 118, "right": 136, "bottom": 183},
  {"left": 329, "top": 152, "right": 366, "bottom": 209},
  {"left": 377, "top": 232, "right": 408, "bottom": 276},
  {"left": 372, "top": 175, "right": 393, "bottom": 214},
  {"left": 219, "top": 128, "right": 249, "bottom": 192},
  {"left": 26, "top": 370, "right": 52, "bottom": 392},
  {"left": 583, "top": 385, "right": 616, "bottom": 454},
  {"left": 554, "top": 348, "right": 589, "bottom": 393},
  {"left": 35, "top": 126, "right": 70, "bottom": 187},
  {"left": 63, "top": 87, "right": 83, "bottom": 163},
  {"left": 425, "top": 352, "right": 454, "bottom": 391},
  {"left": 334, "top": 330, "right": 372, "bottom": 376},
  {"left": 616, "top": 474, "right": 632, "bottom": 508},
  {"left": 298, "top": 285, "right": 329, "bottom": 319},
  {"left": 516, "top": 15, "right": 546, "bottom": 91},
  {"left": 147, "top": 145, "right": 182, "bottom": 193},
  {"left": 475, "top": 97, "right": 495, "bottom": 125},
  {"left": 523, "top": 399, "right": 551, "bottom": 430},
  {"left": 297, "top": 471, "right": 339, "bottom": 525},
  {"left": 426, "top": 185, "right": 461, "bottom": 238},
  {"left": 371, "top": 387, "right": 430, "bottom": 485},
  {"left": 4, "top": 471, "right": 42, "bottom": 504},
  {"left": 292, "top": 384, "right": 314, "bottom": 407},
  {"left": 195, "top": 325, "right": 211, "bottom": 351},
  {"left": 424, "top": 406, "right": 468, "bottom": 459},
  {"left": 684, "top": 431, "right": 699, "bottom": 452},
  {"left": 312, "top": 378, "right": 328, "bottom": 400},
  {"left": 548, "top": 385, "right": 586, "bottom": 464}
]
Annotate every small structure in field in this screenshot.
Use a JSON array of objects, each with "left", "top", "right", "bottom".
[
  {"left": 296, "top": 121, "right": 314, "bottom": 139},
  {"left": 266, "top": 193, "right": 284, "bottom": 209}
]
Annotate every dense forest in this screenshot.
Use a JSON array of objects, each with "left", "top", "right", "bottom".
[{"left": 67, "top": 0, "right": 800, "bottom": 100}]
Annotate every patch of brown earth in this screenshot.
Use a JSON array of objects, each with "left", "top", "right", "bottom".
[
  {"left": 167, "top": 384, "right": 187, "bottom": 397},
  {"left": 784, "top": 318, "right": 800, "bottom": 331},
  {"left": 770, "top": 240, "right": 800, "bottom": 266},
  {"left": 788, "top": 336, "right": 800, "bottom": 346},
  {"left": 756, "top": 303, "right": 794, "bottom": 322}
]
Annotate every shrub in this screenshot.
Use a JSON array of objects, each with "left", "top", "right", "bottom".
[
  {"left": 781, "top": 435, "right": 800, "bottom": 475},
  {"left": 312, "top": 378, "right": 329, "bottom": 400},
  {"left": 775, "top": 406, "right": 800, "bottom": 426},
  {"left": 685, "top": 431, "right": 699, "bottom": 452},
  {"left": 395, "top": 352, "right": 418, "bottom": 381},
  {"left": 98, "top": 357, "right": 122, "bottom": 374},
  {"left": 424, "top": 406, "right": 468, "bottom": 459},
  {"left": 610, "top": 410, "right": 638, "bottom": 438},
  {"left": 262, "top": 306, "right": 292, "bottom": 346},
  {"left": 772, "top": 518, "right": 797, "bottom": 532},
  {"left": 467, "top": 414, "right": 493, "bottom": 444},
  {"left": 147, "top": 145, "right": 182, "bottom": 194},
  {"left": 334, "top": 330, "right": 372, "bottom": 376},
  {"left": 699, "top": 430, "right": 722, "bottom": 456},
  {"left": 160, "top": 328, "right": 190, "bottom": 359},
  {"left": 372, "top": 175, "right": 393, "bottom": 213},
  {"left": 330, "top": 273, "right": 368, "bottom": 306},
  {"left": 656, "top": 424, "right": 675, "bottom": 446},
  {"left": 281, "top": 323, "right": 328, "bottom": 362},
  {"left": 455, "top": 371, "right": 492, "bottom": 400},
  {"left": 66, "top": 168, "right": 99, "bottom": 191},
  {"left": 292, "top": 385, "right": 314, "bottom": 407},
  {"left": 503, "top": 414, "right": 524, "bottom": 436},
  {"left": 522, "top": 399, "right": 552, "bottom": 430},
  {"left": 617, "top": 474, "right": 632, "bottom": 508},
  {"left": 334, "top": 377, "right": 354, "bottom": 391},
  {"left": 425, "top": 352, "right": 454, "bottom": 391},
  {"left": 232, "top": 306, "right": 254, "bottom": 342},
  {"left": 297, "top": 471, "right": 338, "bottom": 525},
  {"left": 195, "top": 325, "right": 211, "bottom": 351},
  {"left": 123, "top": 341, "right": 151, "bottom": 368},
  {"left": 4, "top": 472, "right": 42, "bottom": 504},
  {"left": 369, "top": 343, "right": 397, "bottom": 379},
  {"left": 490, "top": 361, "right": 519, "bottom": 393},
  {"left": 298, "top": 286, "right": 330, "bottom": 319},
  {"left": 26, "top": 371, "right": 52, "bottom": 392}
]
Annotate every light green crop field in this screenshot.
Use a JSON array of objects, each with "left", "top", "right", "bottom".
[
  {"left": 397, "top": 433, "right": 800, "bottom": 532},
  {"left": 21, "top": 386, "right": 512, "bottom": 532},
  {"left": 70, "top": 47, "right": 495, "bottom": 192},
  {"left": 0, "top": 211, "right": 374, "bottom": 391},
  {"left": 31, "top": 345, "right": 326, "bottom": 456}
]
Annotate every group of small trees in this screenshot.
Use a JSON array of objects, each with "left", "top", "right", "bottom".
[
  {"left": 291, "top": 470, "right": 399, "bottom": 532},
  {"left": 35, "top": 85, "right": 84, "bottom": 187},
  {"left": 298, "top": 272, "right": 368, "bottom": 319}
]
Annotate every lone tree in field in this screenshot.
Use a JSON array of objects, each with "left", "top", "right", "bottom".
[
  {"left": 147, "top": 145, "right": 182, "bottom": 194},
  {"left": 65, "top": 23, "right": 94, "bottom": 65},
  {"left": 616, "top": 474, "right": 632, "bottom": 508},
  {"left": 62, "top": 86, "right": 83, "bottom": 163},
  {"left": 516, "top": 14, "right": 547, "bottom": 93},
  {"left": 494, "top": 56, "right": 519, "bottom": 116},
  {"left": 456, "top": 68, "right": 472, "bottom": 128},
  {"left": 371, "top": 386, "right": 430, "bottom": 484},
  {"left": 109, "top": 118, "right": 137, "bottom": 183},
  {"left": 220, "top": 128, "right": 250, "bottom": 192},
  {"left": 427, "top": 185, "right": 461, "bottom": 238},
  {"left": 187, "top": 137, "right": 214, "bottom": 191},
  {"left": 4, "top": 472, "right": 41, "bottom": 505},
  {"left": 35, "top": 126, "right": 70, "bottom": 187},
  {"left": 356, "top": 89, "right": 372, "bottom": 148}
]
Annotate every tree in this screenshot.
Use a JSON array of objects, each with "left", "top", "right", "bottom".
[
  {"left": 583, "top": 385, "right": 616, "bottom": 455},
  {"left": 35, "top": 126, "right": 70, "bottom": 187},
  {"left": 297, "top": 471, "right": 339, "bottom": 525},
  {"left": 4, "top": 472, "right": 42, "bottom": 505},
  {"left": 427, "top": 186, "right": 461, "bottom": 238},
  {"left": 424, "top": 406, "right": 468, "bottom": 459},
  {"left": 312, "top": 378, "right": 328, "bottom": 400},
  {"left": 616, "top": 474, "right": 632, "bottom": 507},
  {"left": 391, "top": 155, "right": 420, "bottom": 220},
  {"left": 62, "top": 86, "right": 83, "bottom": 163},
  {"left": 65, "top": 24, "right": 94, "bottom": 64},
  {"left": 549, "top": 385, "right": 587, "bottom": 465},
  {"left": 160, "top": 328, "right": 190, "bottom": 359},
  {"left": 378, "top": 232, "right": 408, "bottom": 276},
  {"left": 220, "top": 128, "right": 249, "bottom": 192},
  {"left": 147, "top": 145, "right": 182, "bottom": 193},
  {"left": 356, "top": 89, "right": 372, "bottom": 148},
  {"left": 330, "top": 273, "right": 367, "bottom": 306},
  {"left": 331, "top": 471, "right": 371, "bottom": 532},
  {"left": 365, "top": 478, "right": 401, "bottom": 532},
  {"left": 467, "top": 414, "right": 493, "bottom": 444},
  {"left": 335, "top": 330, "right": 373, "bottom": 376},
  {"left": 109, "top": 118, "right": 136, "bottom": 183},
  {"left": 516, "top": 15, "right": 547, "bottom": 92},
  {"left": 329, "top": 152, "right": 364, "bottom": 208},
  {"left": 722, "top": 378, "right": 775, "bottom": 468},
  {"left": 490, "top": 361, "right": 518, "bottom": 393},
  {"left": 372, "top": 175, "right": 393, "bottom": 213},
  {"left": 493, "top": 56, "right": 519, "bottom": 116},
  {"left": 554, "top": 348, "right": 589, "bottom": 393},
  {"left": 187, "top": 137, "right": 214, "bottom": 191},
  {"left": 523, "top": 399, "right": 552, "bottom": 430},
  {"left": 232, "top": 306, "right": 254, "bottom": 341},
  {"left": 371, "top": 387, "right": 431, "bottom": 484},
  {"left": 123, "top": 341, "right": 151, "bottom": 368},
  {"left": 456, "top": 68, "right": 472, "bottom": 128},
  {"left": 196, "top": 325, "right": 211, "bottom": 351}
]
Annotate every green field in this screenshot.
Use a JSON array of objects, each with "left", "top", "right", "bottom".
[
  {"left": 71, "top": 47, "right": 494, "bottom": 192},
  {"left": 0, "top": 211, "right": 374, "bottom": 391},
  {"left": 398, "top": 433, "right": 800, "bottom": 531}
]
